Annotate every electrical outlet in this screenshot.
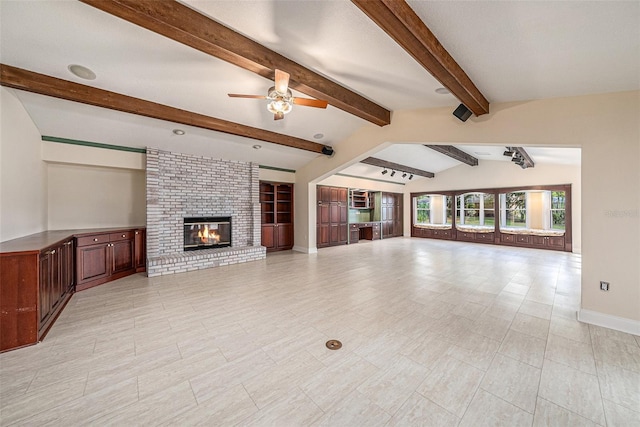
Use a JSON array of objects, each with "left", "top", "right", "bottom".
[{"left": 600, "top": 281, "right": 610, "bottom": 291}]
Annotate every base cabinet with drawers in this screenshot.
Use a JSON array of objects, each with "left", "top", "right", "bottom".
[
  {"left": 76, "top": 230, "right": 137, "bottom": 291},
  {"left": 0, "top": 227, "right": 146, "bottom": 352}
]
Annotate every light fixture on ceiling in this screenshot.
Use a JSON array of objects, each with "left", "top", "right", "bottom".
[
  {"left": 67, "top": 64, "right": 96, "bottom": 80},
  {"left": 402, "top": 172, "right": 407, "bottom": 178},
  {"left": 313, "top": 133, "right": 324, "bottom": 139},
  {"left": 252, "top": 144, "right": 262, "bottom": 150},
  {"left": 409, "top": 174, "right": 414, "bottom": 180},
  {"left": 435, "top": 87, "right": 450, "bottom": 95},
  {"left": 266, "top": 86, "right": 293, "bottom": 120},
  {"left": 172, "top": 129, "right": 185, "bottom": 135},
  {"left": 503, "top": 149, "right": 514, "bottom": 157},
  {"left": 381, "top": 169, "right": 388, "bottom": 175},
  {"left": 390, "top": 170, "right": 396, "bottom": 177}
]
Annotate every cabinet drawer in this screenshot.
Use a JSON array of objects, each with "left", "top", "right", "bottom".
[
  {"left": 458, "top": 232, "right": 475, "bottom": 241},
  {"left": 476, "top": 233, "right": 494, "bottom": 242},
  {"left": 516, "top": 235, "right": 530, "bottom": 244},
  {"left": 110, "top": 231, "right": 134, "bottom": 242},
  {"left": 76, "top": 234, "right": 109, "bottom": 247},
  {"left": 501, "top": 234, "right": 515, "bottom": 243}
]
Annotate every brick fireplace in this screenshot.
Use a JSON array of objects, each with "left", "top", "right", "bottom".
[{"left": 145, "top": 148, "right": 266, "bottom": 277}]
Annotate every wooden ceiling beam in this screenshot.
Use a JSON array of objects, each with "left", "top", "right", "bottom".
[
  {"left": 0, "top": 64, "right": 327, "bottom": 154},
  {"left": 510, "top": 146, "right": 535, "bottom": 169},
  {"left": 424, "top": 145, "right": 478, "bottom": 166},
  {"left": 79, "top": 0, "right": 391, "bottom": 127},
  {"left": 352, "top": 0, "right": 489, "bottom": 116},
  {"left": 361, "top": 157, "right": 434, "bottom": 178}
]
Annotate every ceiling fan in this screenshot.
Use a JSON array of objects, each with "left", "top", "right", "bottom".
[{"left": 228, "top": 69, "right": 328, "bottom": 120}]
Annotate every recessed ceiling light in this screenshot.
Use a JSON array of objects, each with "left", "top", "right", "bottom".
[
  {"left": 67, "top": 64, "right": 96, "bottom": 80},
  {"left": 172, "top": 129, "right": 185, "bottom": 135},
  {"left": 435, "top": 87, "right": 450, "bottom": 95},
  {"left": 313, "top": 133, "right": 324, "bottom": 139},
  {"left": 474, "top": 151, "right": 491, "bottom": 156},
  {"left": 252, "top": 144, "right": 262, "bottom": 150}
]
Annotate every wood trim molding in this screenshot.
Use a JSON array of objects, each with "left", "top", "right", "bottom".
[
  {"left": 424, "top": 145, "right": 478, "bottom": 166},
  {"left": 352, "top": 0, "right": 489, "bottom": 116},
  {"left": 79, "top": 0, "right": 391, "bottom": 126},
  {"left": 1, "top": 64, "right": 326, "bottom": 154},
  {"left": 361, "top": 157, "right": 434, "bottom": 178}
]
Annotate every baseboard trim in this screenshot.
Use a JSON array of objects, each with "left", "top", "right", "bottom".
[
  {"left": 577, "top": 309, "right": 640, "bottom": 335},
  {"left": 292, "top": 245, "right": 317, "bottom": 254}
]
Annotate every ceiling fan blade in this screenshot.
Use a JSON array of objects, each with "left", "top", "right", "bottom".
[
  {"left": 228, "top": 94, "right": 267, "bottom": 99},
  {"left": 275, "top": 69, "right": 290, "bottom": 94},
  {"left": 274, "top": 111, "right": 285, "bottom": 121},
  {"left": 292, "top": 98, "right": 329, "bottom": 109}
]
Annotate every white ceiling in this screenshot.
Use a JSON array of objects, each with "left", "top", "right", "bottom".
[{"left": 1, "top": 1, "right": 638, "bottom": 179}]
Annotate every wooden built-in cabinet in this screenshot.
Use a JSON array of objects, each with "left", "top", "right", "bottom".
[
  {"left": 0, "top": 227, "right": 146, "bottom": 352},
  {"left": 39, "top": 238, "right": 74, "bottom": 336},
  {"left": 411, "top": 184, "right": 572, "bottom": 252},
  {"left": 260, "top": 181, "right": 294, "bottom": 252},
  {"left": 382, "top": 192, "right": 403, "bottom": 238},
  {"left": 317, "top": 185, "right": 348, "bottom": 248},
  {"left": 76, "top": 230, "right": 137, "bottom": 291}
]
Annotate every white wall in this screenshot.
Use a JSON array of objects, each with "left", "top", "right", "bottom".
[
  {"left": 47, "top": 163, "right": 146, "bottom": 230},
  {"left": 406, "top": 160, "right": 581, "bottom": 252},
  {"left": 0, "top": 88, "right": 47, "bottom": 242}
]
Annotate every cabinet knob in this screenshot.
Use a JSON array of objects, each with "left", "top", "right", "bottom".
[
  {"left": 51, "top": 250, "right": 56, "bottom": 254},
  {"left": 93, "top": 238, "right": 98, "bottom": 242},
  {"left": 135, "top": 232, "right": 139, "bottom": 235},
  {"left": 122, "top": 234, "right": 126, "bottom": 238}
]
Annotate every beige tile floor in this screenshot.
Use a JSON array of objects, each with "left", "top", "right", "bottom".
[{"left": 1, "top": 237, "right": 639, "bottom": 426}]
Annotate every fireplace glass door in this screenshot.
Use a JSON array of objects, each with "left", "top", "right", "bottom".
[{"left": 184, "top": 217, "right": 231, "bottom": 251}]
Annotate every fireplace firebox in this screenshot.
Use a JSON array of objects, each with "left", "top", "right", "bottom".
[{"left": 184, "top": 217, "right": 231, "bottom": 251}]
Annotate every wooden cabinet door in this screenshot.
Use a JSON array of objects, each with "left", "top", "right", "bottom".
[
  {"left": 134, "top": 229, "right": 146, "bottom": 271},
  {"left": 338, "top": 224, "right": 348, "bottom": 243},
  {"left": 39, "top": 251, "right": 52, "bottom": 325},
  {"left": 329, "top": 224, "right": 341, "bottom": 244},
  {"left": 329, "top": 203, "right": 341, "bottom": 224},
  {"left": 318, "top": 204, "right": 330, "bottom": 225},
  {"left": 111, "top": 239, "right": 134, "bottom": 275},
  {"left": 49, "top": 247, "right": 62, "bottom": 310},
  {"left": 77, "top": 244, "right": 110, "bottom": 285},
  {"left": 277, "top": 224, "right": 293, "bottom": 249},
  {"left": 261, "top": 224, "right": 276, "bottom": 249},
  {"left": 317, "top": 225, "right": 330, "bottom": 247},
  {"left": 60, "top": 240, "right": 74, "bottom": 294}
]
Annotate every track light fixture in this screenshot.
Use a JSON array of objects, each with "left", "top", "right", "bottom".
[
  {"left": 381, "top": 169, "right": 388, "bottom": 175},
  {"left": 390, "top": 170, "right": 396, "bottom": 177},
  {"left": 402, "top": 172, "right": 407, "bottom": 178},
  {"left": 409, "top": 174, "right": 413, "bottom": 180}
]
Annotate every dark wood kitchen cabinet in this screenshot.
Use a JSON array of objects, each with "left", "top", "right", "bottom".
[
  {"left": 76, "top": 230, "right": 136, "bottom": 291},
  {"left": 317, "top": 185, "right": 348, "bottom": 248},
  {"left": 260, "top": 181, "right": 294, "bottom": 252},
  {"left": 382, "top": 192, "right": 404, "bottom": 238}
]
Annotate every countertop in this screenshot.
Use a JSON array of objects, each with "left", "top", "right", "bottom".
[{"left": 0, "top": 227, "right": 145, "bottom": 254}]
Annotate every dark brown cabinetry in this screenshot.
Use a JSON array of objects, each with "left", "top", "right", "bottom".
[
  {"left": 134, "top": 228, "right": 146, "bottom": 272},
  {"left": 76, "top": 231, "right": 136, "bottom": 291},
  {"left": 317, "top": 185, "right": 348, "bottom": 248},
  {"left": 0, "top": 236, "right": 74, "bottom": 352},
  {"left": 381, "top": 192, "right": 403, "bottom": 238},
  {"left": 1, "top": 227, "right": 145, "bottom": 352},
  {"left": 39, "top": 238, "right": 74, "bottom": 335},
  {"left": 260, "top": 181, "right": 294, "bottom": 252},
  {"left": 349, "top": 222, "right": 381, "bottom": 243}
]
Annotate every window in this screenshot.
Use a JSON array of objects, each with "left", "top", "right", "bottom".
[
  {"left": 457, "top": 193, "right": 494, "bottom": 226},
  {"left": 502, "top": 192, "right": 527, "bottom": 228},
  {"left": 551, "top": 191, "right": 566, "bottom": 230},
  {"left": 483, "top": 194, "right": 495, "bottom": 226},
  {"left": 414, "top": 195, "right": 430, "bottom": 225}
]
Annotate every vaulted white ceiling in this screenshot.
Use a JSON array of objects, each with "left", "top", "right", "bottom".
[{"left": 1, "top": 1, "right": 638, "bottom": 180}]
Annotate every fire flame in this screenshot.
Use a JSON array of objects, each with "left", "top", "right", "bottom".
[{"left": 197, "top": 225, "right": 220, "bottom": 244}]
